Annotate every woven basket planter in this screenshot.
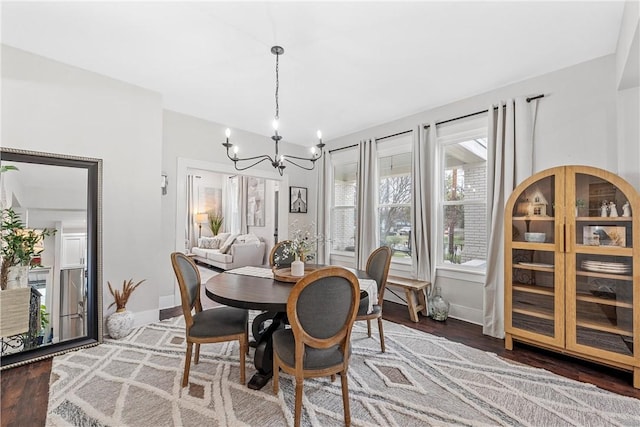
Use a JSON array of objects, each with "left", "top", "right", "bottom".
[{"left": 0, "top": 287, "right": 31, "bottom": 337}]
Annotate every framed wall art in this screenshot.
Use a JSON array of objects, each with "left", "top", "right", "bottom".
[{"left": 290, "top": 186, "right": 308, "bottom": 213}]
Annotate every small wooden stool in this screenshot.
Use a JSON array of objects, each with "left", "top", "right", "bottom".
[{"left": 386, "top": 276, "right": 431, "bottom": 322}]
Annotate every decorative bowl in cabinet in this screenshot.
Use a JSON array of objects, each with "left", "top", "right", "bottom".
[{"left": 524, "top": 232, "right": 546, "bottom": 243}]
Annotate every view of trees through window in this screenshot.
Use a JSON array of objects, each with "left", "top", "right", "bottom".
[
  {"left": 441, "top": 137, "right": 488, "bottom": 267},
  {"left": 378, "top": 136, "right": 412, "bottom": 262}
]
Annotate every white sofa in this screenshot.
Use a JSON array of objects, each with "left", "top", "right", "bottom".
[{"left": 191, "top": 233, "right": 266, "bottom": 270}]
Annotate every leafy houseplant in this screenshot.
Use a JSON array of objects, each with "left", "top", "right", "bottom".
[
  {"left": 1, "top": 207, "right": 56, "bottom": 290},
  {"left": 208, "top": 212, "right": 224, "bottom": 236}
]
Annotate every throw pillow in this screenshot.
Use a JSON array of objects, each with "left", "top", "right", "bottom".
[
  {"left": 216, "top": 232, "right": 231, "bottom": 243},
  {"left": 219, "top": 233, "right": 239, "bottom": 254},
  {"left": 199, "top": 237, "right": 217, "bottom": 249}
]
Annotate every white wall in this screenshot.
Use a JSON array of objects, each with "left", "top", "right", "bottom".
[
  {"left": 2, "top": 45, "right": 164, "bottom": 327},
  {"left": 325, "top": 54, "right": 628, "bottom": 325}
]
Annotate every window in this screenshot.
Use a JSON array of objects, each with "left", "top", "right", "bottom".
[
  {"left": 437, "top": 116, "right": 488, "bottom": 270},
  {"left": 331, "top": 148, "right": 358, "bottom": 253},
  {"left": 377, "top": 134, "right": 413, "bottom": 264}
]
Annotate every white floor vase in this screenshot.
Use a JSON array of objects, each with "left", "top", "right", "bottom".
[{"left": 106, "top": 309, "right": 134, "bottom": 339}]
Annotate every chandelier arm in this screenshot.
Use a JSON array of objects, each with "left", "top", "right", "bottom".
[
  {"left": 284, "top": 158, "right": 317, "bottom": 171},
  {"left": 231, "top": 157, "right": 274, "bottom": 171},
  {"left": 282, "top": 153, "right": 320, "bottom": 162}
]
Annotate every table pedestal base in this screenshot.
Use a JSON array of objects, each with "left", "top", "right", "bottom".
[{"left": 248, "top": 311, "right": 286, "bottom": 390}]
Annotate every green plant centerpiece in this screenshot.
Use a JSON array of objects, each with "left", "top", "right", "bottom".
[
  {"left": 106, "top": 278, "right": 145, "bottom": 339},
  {"left": 208, "top": 212, "right": 224, "bottom": 236},
  {"left": 1, "top": 207, "right": 56, "bottom": 290}
]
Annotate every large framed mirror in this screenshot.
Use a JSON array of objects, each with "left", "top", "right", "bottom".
[{"left": 0, "top": 147, "right": 102, "bottom": 369}]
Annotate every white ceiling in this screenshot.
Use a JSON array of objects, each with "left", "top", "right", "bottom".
[{"left": 1, "top": 1, "right": 625, "bottom": 147}]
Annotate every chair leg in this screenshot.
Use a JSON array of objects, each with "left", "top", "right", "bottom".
[
  {"left": 377, "top": 317, "right": 385, "bottom": 353},
  {"left": 294, "top": 377, "right": 304, "bottom": 427},
  {"left": 239, "top": 337, "right": 246, "bottom": 384},
  {"left": 340, "top": 369, "right": 351, "bottom": 426},
  {"left": 245, "top": 322, "right": 250, "bottom": 355},
  {"left": 182, "top": 342, "right": 193, "bottom": 387},
  {"left": 273, "top": 354, "right": 279, "bottom": 394},
  {"left": 331, "top": 374, "right": 336, "bottom": 382},
  {"left": 367, "top": 319, "right": 371, "bottom": 337},
  {"left": 194, "top": 343, "right": 201, "bottom": 364}
]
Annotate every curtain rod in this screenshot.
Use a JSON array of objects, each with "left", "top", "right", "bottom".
[
  {"left": 329, "top": 130, "right": 413, "bottom": 153},
  {"left": 331, "top": 94, "right": 545, "bottom": 149},
  {"left": 425, "top": 94, "right": 545, "bottom": 128}
]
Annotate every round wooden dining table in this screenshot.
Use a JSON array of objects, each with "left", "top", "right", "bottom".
[{"left": 205, "top": 265, "right": 372, "bottom": 390}]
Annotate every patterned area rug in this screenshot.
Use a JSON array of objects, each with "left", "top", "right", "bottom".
[{"left": 46, "top": 316, "right": 640, "bottom": 426}]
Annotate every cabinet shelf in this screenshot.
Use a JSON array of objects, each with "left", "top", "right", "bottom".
[
  {"left": 512, "top": 242, "right": 555, "bottom": 251},
  {"left": 513, "top": 307, "right": 554, "bottom": 321},
  {"left": 575, "top": 245, "right": 632, "bottom": 256},
  {"left": 575, "top": 319, "right": 633, "bottom": 338},
  {"left": 513, "top": 284, "right": 554, "bottom": 296},
  {"left": 575, "top": 270, "right": 632, "bottom": 281},
  {"left": 575, "top": 293, "right": 633, "bottom": 308},
  {"left": 513, "top": 216, "right": 555, "bottom": 222},
  {"left": 575, "top": 216, "right": 632, "bottom": 222},
  {"left": 514, "top": 264, "right": 555, "bottom": 273}
]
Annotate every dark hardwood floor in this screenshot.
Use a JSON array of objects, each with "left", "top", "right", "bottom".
[{"left": 2, "top": 301, "right": 638, "bottom": 426}]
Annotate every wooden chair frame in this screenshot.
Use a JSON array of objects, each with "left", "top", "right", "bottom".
[
  {"left": 273, "top": 267, "right": 360, "bottom": 427},
  {"left": 356, "top": 246, "right": 392, "bottom": 352},
  {"left": 171, "top": 252, "right": 248, "bottom": 387}
]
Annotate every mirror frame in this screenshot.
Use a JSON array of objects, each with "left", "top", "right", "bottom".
[{"left": 0, "top": 147, "right": 103, "bottom": 369}]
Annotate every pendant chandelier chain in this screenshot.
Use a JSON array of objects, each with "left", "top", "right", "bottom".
[{"left": 274, "top": 52, "right": 279, "bottom": 121}]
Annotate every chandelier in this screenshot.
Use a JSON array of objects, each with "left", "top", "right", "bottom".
[{"left": 222, "top": 46, "right": 325, "bottom": 176}]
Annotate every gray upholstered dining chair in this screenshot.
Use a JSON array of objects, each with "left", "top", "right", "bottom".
[
  {"left": 269, "top": 240, "right": 295, "bottom": 268},
  {"left": 170, "top": 252, "right": 249, "bottom": 386},
  {"left": 356, "top": 246, "right": 392, "bottom": 352},
  {"left": 272, "top": 267, "right": 360, "bottom": 427}
]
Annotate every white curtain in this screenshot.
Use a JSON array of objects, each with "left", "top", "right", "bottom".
[
  {"left": 355, "top": 138, "right": 379, "bottom": 269},
  {"left": 225, "top": 176, "right": 240, "bottom": 234},
  {"left": 239, "top": 176, "right": 248, "bottom": 234},
  {"left": 316, "top": 152, "right": 333, "bottom": 264},
  {"left": 185, "top": 174, "right": 197, "bottom": 251},
  {"left": 483, "top": 98, "right": 536, "bottom": 338},
  {"left": 410, "top": 125, "right": 434, "bottom": 282}
]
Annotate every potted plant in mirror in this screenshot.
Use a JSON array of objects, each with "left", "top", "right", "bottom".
[
  {"left": 106, "top": 278, "right": 145, "bottom": 339},
  {"left": 575, "top": 199, "right": 585, "bottom": 217},
  {"left": 208, "top": 212, "right": 224, "bottom": 236},
  {"left": 0, "top": 207, "right": 56, "bottom": 339},
  {"left": 1, "top": 207, "right": 56, "bottom": 290}
]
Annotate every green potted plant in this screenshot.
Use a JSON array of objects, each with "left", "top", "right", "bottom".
[
  {"left": 208, "top": 212, "right": 224, "bottom": 236},
  {"left": 1, "top": 207, "right": 56, "bottom": 290}
]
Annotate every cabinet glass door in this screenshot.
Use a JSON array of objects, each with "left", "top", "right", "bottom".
[
  {"left": 507, "top": 174, "right": 564, "bottom": 345},
  {"left": 568, "top": 172, "right": 634, "bottom": 359}
]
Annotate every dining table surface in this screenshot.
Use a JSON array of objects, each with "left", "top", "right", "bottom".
[{"left": 204, "top": 264, "right": 377, "bottom": 313}]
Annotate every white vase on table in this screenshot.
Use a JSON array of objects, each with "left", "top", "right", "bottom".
[{"left": 291, "top": 255, "right": 305, "bottom": 277}]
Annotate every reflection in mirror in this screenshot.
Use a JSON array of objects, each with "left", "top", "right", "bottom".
[{"left": 0, "top": 148, "right": 102, "bottom": 369}]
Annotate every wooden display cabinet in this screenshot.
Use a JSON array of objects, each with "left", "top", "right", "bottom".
[{"left": 504, "top": 166, "right": 639, "bottom": 388}]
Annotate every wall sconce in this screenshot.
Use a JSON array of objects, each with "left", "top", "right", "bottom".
[
  {"left": 195, "top": 213, "right": 208, "bottom": 238},
  {"left": 161, "top": 173, "right": 168, "bottom": 195}
]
